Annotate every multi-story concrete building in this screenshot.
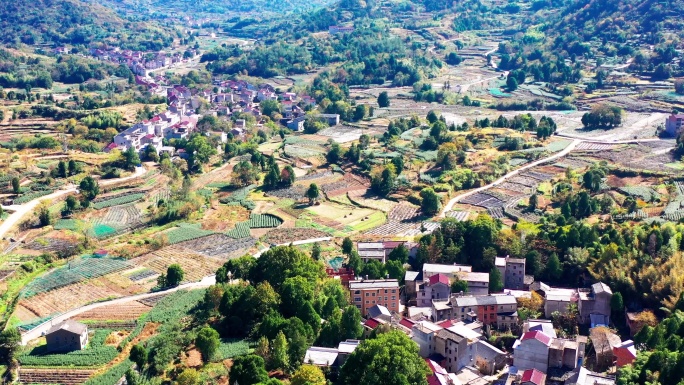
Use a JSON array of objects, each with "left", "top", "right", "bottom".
[
  {"left": 413, "top": 320, "right": 506, "bottom": 375},
  {"left": 356, "top": 242, "right": 386, "bottom": 263},
  {"left": 447, "top": 295, "right": 518, "bottom": 330},
  {"left": 665, "top": 113, "right": 684, "bottom": 137},
  {"left": 422, "top": 263, "right": 472, "bottom": 280},
  {"left": 513, "top": 321, "right": 587, "bottom": 374},
  {"left": 495, "top": 255, "right": 526, "bottom": 290},
  {"left": 417, "top": 274, "right": 451, "bottom": 307},
  {"left": 349, "top": 279, "right": 400, "bottom": 317},
  {"left": 578, "top": 282, "right": 612, "bottom": 327},
  {"left": 532, "top": 281, "right": 612, "bottom": 326}
]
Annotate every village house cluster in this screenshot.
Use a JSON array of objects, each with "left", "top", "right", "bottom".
[
  {"left": 87, "top": 46, "right": 197, "bottom": 76},
  {"left": 108, "top": 76, "right": 336, "bottom": 156},
  {"left": 308, "top": 240, "right": 641, "bottom": 385}
]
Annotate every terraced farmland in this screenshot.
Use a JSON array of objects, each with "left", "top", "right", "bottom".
[
  {"left": 178, "top": 234, "right": 256, "bottom": 259},
  {"left": 21, "top": 257, "right": 132, "bottom": 298},
  {"left": 92, "top": 192, "right": 145, "bottom": 210},
  {"left": 133, "top": 247, "right": 223, "bottom": 282},
  {"left": 164, "top": 223, "right": 216, "bottom": 244},
  {"left": 74, "top": 300, "right": 152, "bottom": 322},
  {"left": 19, "top": 368, "right": 95, "bottom": 385}
]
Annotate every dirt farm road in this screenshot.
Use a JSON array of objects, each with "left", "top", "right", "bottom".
[
  {"left": 440, "top": 135, "right": 673, "bottom": 217},
  {"left": 20, "top": 274, "right": 216, "bottom": 345},
  {"left": 440, "top": 139, "right": 581, "bottom": 216},
  {"left": 0, "top": 166, "right": 147, "bottom": 241},
  {"left": 20, "top": 236, "right": 332, "bottom": 345}
]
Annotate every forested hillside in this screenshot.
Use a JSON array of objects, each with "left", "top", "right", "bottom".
[
  {"left": 0, "top": 0, "right": 175, "bottom": 50},
  {"left": 556, "top": 0, "right": 683, "bottom": 43}
]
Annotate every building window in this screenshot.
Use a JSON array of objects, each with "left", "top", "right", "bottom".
[
  {"left": 365, "top": 293, "right": 370, "bottom": 297},
  {"left": 385, "top": 289, "right": 388, "bottom": 294},
  {"left": 392, "top": 290, "right": 396, "bottom": 293},
  {"left": 366, "top": 300, "right": 369, "bottom": 304},
  {"left": 392, "top": 296, "right": 396, "bottom": 300},
  {"left": 354, "top": 297, "right": 361, "bottom": 302},
  {"left": 355, "top": 290, "right": 360, "bottom": 294},
  {"left": 372, "top": 293, "right": 375, "bottom": 297}
]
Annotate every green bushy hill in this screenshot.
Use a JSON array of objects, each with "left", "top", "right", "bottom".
[{"left": 0, "top": 0, "right": 175, "bottom": 50}]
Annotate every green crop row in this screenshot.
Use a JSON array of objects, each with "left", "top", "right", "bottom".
[
  {"left": 14, "top": 190, "right": 54, "bottom": 204},
  {"left": 245, "top": 214, "right": 283, "bottom": 228},
  {"left": 165, "top": 224, "right": 215, "bottom": 244},
  {"left": 226, "top": 222, "right": 251, "bottom": 239},
  {"left": 219, "top": 184, "right": 256, "bottom": 210},
  {"left": 82, "top": 358, "right": 133, "bottom": 385},
  {"left": 93, "top": 193, "right": 145, "bottom": 210},
  {"left": 217, "top": 339, "right": 251, "bottom": 360},
  {"left": 22, "top": 257, "right": 131, "bottom": 298},
  {"left": 54, "top": 219, "right": 82, "bottom": 231}
]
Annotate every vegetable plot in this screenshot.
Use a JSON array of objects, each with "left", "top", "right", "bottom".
[{"left": 92, "top": 193, "right": 145, "bottom": 209}]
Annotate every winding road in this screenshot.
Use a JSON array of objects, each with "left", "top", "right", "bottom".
[
  {"left": 440, "top": 139, "right": 581, "bottom": 216},
  {"left": 19, "top": 236, "right": 331, "bottom": 345},
  {"left": 0, "top": 166, "right": 147, "bottom": 241},
  {"left": 440, "top": 134, "right": 674, "bottom": 217},
  {"left": 14, "top": 130, "right": 676, "bottom": 343},
  {"left": 20, "top": 275, "right": 216, "bottom": 345}
]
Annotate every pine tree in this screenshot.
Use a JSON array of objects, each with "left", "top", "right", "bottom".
[
  {"left": 272, "top": 331, "right": 289, "bottom": 371},
  {"left": 545, "top": 253, "right": 562, "bottom": 282},
  {"left": 489, "top": 266, "right": 504, "bottom": 292}
]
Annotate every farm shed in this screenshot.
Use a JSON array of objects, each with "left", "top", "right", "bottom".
[{"left": 45, "top": 320, "right": 88, "bottom": 353}]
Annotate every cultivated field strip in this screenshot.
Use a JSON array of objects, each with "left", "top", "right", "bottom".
[
  {"left": 177, "top": 233, "right": 256, "bottom": 260},
  {"left": 21, "top": 258, "right": 132, "bottom": 298},
  {"left": 19, "top": 368, "right": 95, "bottom": 385},
  {"left": 446, "top": 211, "right": 470, "bottom": 221}
]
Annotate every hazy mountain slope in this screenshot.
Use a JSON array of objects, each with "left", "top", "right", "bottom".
[{"left": 0, "top": 0, "right": 174, "bottom": 49}]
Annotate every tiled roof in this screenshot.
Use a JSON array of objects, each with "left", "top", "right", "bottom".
[
  {"left": 521, "top": 368, "right": 546, "bottom": 385},
  {"left": 521, "top": 331, "right": 552, "bottom": 346},
  {"left": 47, "top": 320, "right": 87, "bottom": 336},
  {"left": 429, "top": 274, "right": 450, "bottom": 286},
  {"left": 400, "top": 318, "right": 416, "bottom": 329},
  {"left": 592, "top": 282, "right": 612, "bottom": 295},
  {"left": 364, "top": 318, "right": 381, "bottom": 329}
]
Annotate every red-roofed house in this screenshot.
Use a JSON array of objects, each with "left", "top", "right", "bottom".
[
  {"left": 613, "top": 340, "right": 637, "bottom": 367},
  {"left": 436, "top": 319, "right": 456, "bottom": 328},
  {"left": 521, "top": 368, "right": 546, "bottom": 385},
  {"left": 363, "top": 318, "right": 381, "bottom": 331},
  {"left": 417, "top": 274, "right": 451, "bottom": 307},
  {"left": 326, "top": 267, "right": 355, "bottom": 286},
  {"left": 513, "top": 324, "right": 585, "bottom": 374},
  {"left": 400, "top": 318, "right": 416, "bottom": 330},
  {"left": 514, "top": 331, "right": 552, "bottom": 372},
  {"left": 425, "top": 359, "right": 461, "bottom": 385},
  {"left": 522, "top": 331, "right": 553, "bottom": 346}
]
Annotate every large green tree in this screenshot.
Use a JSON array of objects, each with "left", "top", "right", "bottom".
[
  {"left": 306, "top": 183, "right": 320, "bottom": 205},
  {"left": 79, "top": 176, "right": 99, "bottom": 201},
  {"left": 377, "top": 91, "right": 390, "bottom": 108},
  {"left": 230, "top": 355, "right": 269, "bottom": 385},
  {"left": 339, "top": 330, "right": 429, "bottom": 385},
  {"left": 166, "top": 264, "right": 184, "bottom": 287},
  {"left": 250, "top": 246, "right": 324, "bottom": 290},
  {"left": 196, "top": 327, "right": 220, "bottom": 362},
  {"left": 489, "top": 266, "right": 503, "bottom": 293},
  {"left": 420, "top": 188, "right": 441, "bottom": 216}
]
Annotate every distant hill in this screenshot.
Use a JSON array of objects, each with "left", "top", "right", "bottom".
[
  {"left": 552, "top": 0, "right": 683, "bottom": 43},
  {"left": 0, "top": 0, "right": 174, "bottom": 50},
  {"left": 95, "top": 0, "right": 338, "bottom": 19}
]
